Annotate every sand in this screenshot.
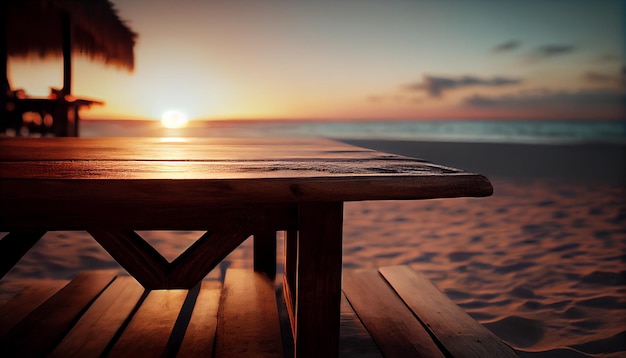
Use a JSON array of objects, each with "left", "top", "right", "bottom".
[{"left": 1, "top": 139, "right": 625, "bottom": 357}]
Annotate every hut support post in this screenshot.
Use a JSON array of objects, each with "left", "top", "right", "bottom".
[{"left": 61, "top": 10, "right": 71, "bottom": 96}]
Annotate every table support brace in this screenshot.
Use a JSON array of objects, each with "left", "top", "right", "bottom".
[{"left": 89, "top": 219, "right": 251, "bottom": 289}]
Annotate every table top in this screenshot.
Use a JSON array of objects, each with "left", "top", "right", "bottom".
[{"left": 0, "top": 137, "right": 492, "bottom": 229}]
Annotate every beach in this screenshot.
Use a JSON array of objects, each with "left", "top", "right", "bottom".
[{"left": 1, "top": 138, "right": 625, "bottom": 357}]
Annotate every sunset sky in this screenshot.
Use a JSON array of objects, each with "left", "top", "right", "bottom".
[{"left": 7, "top": 0, "right": 625, "bottom": 121}]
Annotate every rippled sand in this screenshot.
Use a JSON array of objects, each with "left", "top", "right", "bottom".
[{"left": 343, "top": 179, "right": 625, "bottom": 357}]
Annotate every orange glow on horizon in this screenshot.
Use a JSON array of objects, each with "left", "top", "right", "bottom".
[{"left": 7, "top": 1, "right": 623, "bottom": 122}]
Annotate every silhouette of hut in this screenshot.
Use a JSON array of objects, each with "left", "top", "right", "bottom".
[{"left": 1, "top": 0, "right": 136, "bottom": 136}]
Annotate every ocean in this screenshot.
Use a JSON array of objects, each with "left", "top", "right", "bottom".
[{"left": 80, "top": 118, "right": 626, "bottom": 144}]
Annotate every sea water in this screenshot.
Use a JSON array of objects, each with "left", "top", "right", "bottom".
[{"left": 81, "top": 119, "right": 626, "bottom": 144}]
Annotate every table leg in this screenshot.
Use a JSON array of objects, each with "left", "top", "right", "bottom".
[
  {"left": 283, "top": 229, "right": 297, "bottom": 314},
  {"left": 293, "top": 202, "right": 343, "bottom": 358},
  {"left": 253, "top": 229, "right": 276, "bottom": 279}
]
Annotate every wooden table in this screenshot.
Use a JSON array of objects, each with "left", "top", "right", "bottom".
[{"left": 0, "top": 137, "right": 492, "bottom": 357}]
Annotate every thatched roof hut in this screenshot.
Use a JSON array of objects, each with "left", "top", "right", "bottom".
[{"left": 3, "top": 0, "right": 137, "bottom": 94}]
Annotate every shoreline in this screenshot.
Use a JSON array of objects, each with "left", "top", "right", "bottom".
[
  {"left": 340, "top": 139, "right": 626, "bottom": 185},
  {"left": 78, "top": 119, "right": 626, "bottom": 148}
]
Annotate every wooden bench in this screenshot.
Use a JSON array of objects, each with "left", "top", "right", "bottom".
[
  {"left": 0, "top": 266, "right": 517, "bottom": 357},
  {"left": 343, "top": 266, "right": 518, "bottom": 358}
]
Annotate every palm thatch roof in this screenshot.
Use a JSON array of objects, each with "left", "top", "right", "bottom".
[{"left": 6, "top": 0, "right": 137, "bottom": 71}]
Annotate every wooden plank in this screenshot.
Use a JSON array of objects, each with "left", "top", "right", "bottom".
[
  {"left": 0, "top": 203, "right": 296, "bottom": 231},
  {"left": 0, "top": 159, "right": 472, "bottom": 180},
  {"left": 293, "top": 202, "right": 343, "bottom": 358},
  {"left": 0, "top": 271, "right": 117, "bottom": 357},
  {"left": 49, "top": 276, "right": 145, "bottom": 357},
  {"left": 1, "top": 176, "right": 492, "bottom": 223},
  {"left": 216, "top": 268, "right": 284, "bottom": 358},
  {"left": 177, "top": 280, "right": 221, "bottom": 357},
  {"left": 282, "top": 276, "right": 296, "bottom": 339},
  {"left": 274, "top": 282, "right": 295, "bottom": 357},
  {"left": 0, "top": 280, "right": 66, "bottom": 337},
  {"left": 0, "top": 137, "right": 401, "bottom": 162},
  {"left": 343, "top": 269, "right": 445, "bottom": 358},
  {"left": 88, "top": 230, "right": 169, "bottom": 289},
  {"left": 0, "top": 231, "right": 46, "bottom": 279},
  {"left": 254, "top": 229, "right": 277, "bottom": 279},
  {"left": 379, "top": 266, "right": 519, "bottom": 358},
  {"left": 339, "top": 293, "right": 383, "bottom": 358},
  {"left": 107, "top": 288, "right": 188, "bottom": 357}
]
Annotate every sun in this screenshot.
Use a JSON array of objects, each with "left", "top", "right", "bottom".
[{"left": 161, "top": 110, "right": 189, "bottom": 129}]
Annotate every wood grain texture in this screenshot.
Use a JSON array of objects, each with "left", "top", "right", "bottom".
[
  {"left": 0, "top": 137, "right": 421, "bottom": 161},
  {"left": 0, "top": 137, "right": 492, "bottom": 231},
  {"left": 49, "top": 276, "right": 145, "bottom": 358},
  {"left": 0, "top": 280, "right": 65, "bottom": 337},
  {"left": 2, "top": 266, "right": 512, "bottom": 358},
  {"left": 92, "top": 227, "right": 252, "bottom": 289},
  {"left": 177, "top": 281, "right": 221, "bottom": 358},
  {"left": 343, "top": 269, "right": 445, "bottom": 358},
  {"left": 88, "top": 230, "right": 170, "bottom": 289},
  {"left": 379, "top": 266, "right": 519, "bottom": 358},
  {"left": 293, "top": 202, "right": 343, "bottom": 358},
  {"left": 168, "top": 226, "right": 251, "bottom": 288},
  {"left": 1, "top": 203, "right": 296, "bottom": 231},
  {"left": 216, "top": 268, "right": 284, "bottom": 358},
  {"left": 108, "top": 289, "right": 188, "bottom": 357},
  {"left": 339, "top": 293, "right": 383, "bottom": 358},
  {"left": 0, "top": 137, "right": 494, "bottom": 356},
  {"left": 0, "top": 271, "right": 116, "bottom": 357}
]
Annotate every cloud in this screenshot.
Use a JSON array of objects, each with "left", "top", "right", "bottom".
[
  {"left": 594, "top": 53, "right": 621, "bottom": 63},
  {"left": 465, "top": 88, "right": 625, "bottom": 108},
  {"left": 582, "top": 68, "right": 626, "bottom": 88},
  {"left": 404, "top": 75, "right": 522, "bottom": 98},
  {"left": 366, "top": 94, "right": 424, "bottom": 104},
  {"left": 493, "top": 40, "right": 521, "bottom": 53},
  {"left": 366, "top": 95, "right": 384, "bottom": 103},
  {"left": 583, "top": 71, "right": 617, "bottom": 84},
  {"left": 528, "top": 44, "right": 575, "bottom": 61}
]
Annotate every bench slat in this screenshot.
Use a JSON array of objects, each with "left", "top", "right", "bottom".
[
  {"left": 339, "top": 293, "right": 383, "bottom": 358},
  {"left": 177, "top": 280, "right": 222, "bottom": 357},
  {"left": 108, "top": 288, "right": 188, "bottom": 356},
  {"left": 0, "top": 270, "right": 116, "bottom": 356},
  {"left": 49, "top": 276, "right": 145, "bottom": 357},
  {"left": 380, "top": 265, "right": 518, "bottom": 358},
  {"left": 0, "top": 280, "right": 66, "bottom": 337},
  {"left": 343, "top": 269, "right": 445, "bottom": 358},
  {"left": 216, "top": 268, "right": 284, "bottom": 358},
  {"left": 1, "top": 266, "right": 514, "bottom": 358}
]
